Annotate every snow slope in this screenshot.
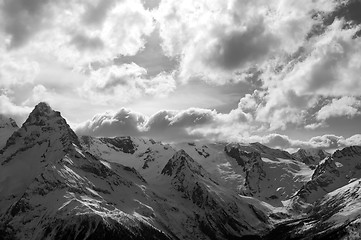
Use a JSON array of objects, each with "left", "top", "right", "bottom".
[
  {"left": 224, "top": 143, "right": 314, "bottom": 207},
  {"left": 0, "top": 115, "right": 18, "bottom": 149},
  {"left": 293, "top": 146, "right": 361, "bottom": 205},
  {"left": 80, "top": 136, "right": 176, "bottom": 181},
  {"left": 264, "top": 179, "right": 361, "bottom": 239}
]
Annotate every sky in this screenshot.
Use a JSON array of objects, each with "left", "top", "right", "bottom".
[{"left": 0, "top": 0, "right": 361, "bottom": 151}]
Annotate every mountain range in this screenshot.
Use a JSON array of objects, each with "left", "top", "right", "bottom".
[{"left": 0, "top": 102, "right": 360, "bottom": 239}]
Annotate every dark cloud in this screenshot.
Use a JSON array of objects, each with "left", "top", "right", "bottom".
[
  {"left": 70, "top": 34, "right": 104, "bottom": 51},
  {"left": 207, "top": 20, "right": 279, "bottom": 70},
  {"left": 82, "top": 0, "right": 117, "bottom": 26},
  {"left": 2, "top": 0, "right": 51, "bottom": 48},
  {"left": 308, "top": 0, "right": 361, "bottom": 39}
]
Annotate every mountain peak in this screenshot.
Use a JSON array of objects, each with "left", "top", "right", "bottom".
[
  {"left": 161, "top": 149, "right": 207, "bottom": 179},
  {"left": 0, "top": 102, "right": 80, "bottom": 158},
  {"left": 24, "top": 102, "right": 59, "bottom": 127},
  {"left": 34, "top": 102, "right": 52, "bottom": 112}
]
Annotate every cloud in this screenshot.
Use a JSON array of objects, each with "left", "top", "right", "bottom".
[
  {"left": 76, "top": 108, "right": 146, "bottom": 137},
  {"left": 281, "top": 20, "right": 361, "bottom": 97},
  {"left": 155, "top": 0, "right": 336, "bottom": 83},
  {"left": 0, "top": 0, "right": 155, "bottom": 65},
  {"left": 0, "top": 55, "right": 39, "bottom": 87},
  {"left": 316, "top": 96, "right": 361, "bottom": 121},
  {"left": 76, "top": 106, "right": 361, "bottom": 151},
  {"left": 1, "top": 0, "right": 52, "bottom": 48},
  {"left": 0, "top": 94, "right": 32, "bottom": 123},
  {"left": 79, "top": 63, "right": 176, "bottom": 105},
  {"left": 257, "top": 133, "right": 361, "bottom": 151},
  {"left": 81, "top": 0, "right": 117, "bottom": 26},
  {"left": 75, "top": 106, "right": 253, "bottom": 142}
]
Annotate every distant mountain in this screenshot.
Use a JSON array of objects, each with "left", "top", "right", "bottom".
[
  {"left": 292, "top": 148, "right": 330, "bottom": 167},
  {"left": 224, "top": 143, "right": 313, "bottom": 207},
  {"left": 0, "top": 115, "right": 18, "bottom": 149}
]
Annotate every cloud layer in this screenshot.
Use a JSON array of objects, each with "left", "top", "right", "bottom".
[{"left": 0, "top": 0, "right": 360, "bottom": 147}]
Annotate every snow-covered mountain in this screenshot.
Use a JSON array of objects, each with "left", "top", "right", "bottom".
[
  {"left": 0, "top": 115, "right": 18, "bottom": 149},
  {"left": 79, "top": 136, "right": 175, "bottom": 181},
  {"left": 83, "top": 138, "right": 313, "bottom": 207},
  {"left": 292, "top": 148, "right": 330, "bottom": 167},
  {"left": 0, "top": 103, "right": 273, "bottom": 240},
  {"left": 1, "top": 102, "right": 361, "bottom": 239},
  {"left": 224, "top": 143, "right": 313, "bottom": 207},
  {"left": 0, "top": 103, "right": 171, "bottom": 239},
  {"left": 292, "top": 146, "right": 361, "bottom": 208},
  {"left": 265, "top": 178, "right": 361, "bottom": 239}
]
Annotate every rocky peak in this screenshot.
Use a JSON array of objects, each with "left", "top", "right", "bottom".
[
  {"left": 332, "top": 145, "right": 361, "bottom": 159},
  {"left": 0, "top": 102, "right": 80, "bottom": 158},
  {"left": 161, "top": 149, "right": 203, "bottom": 177}
]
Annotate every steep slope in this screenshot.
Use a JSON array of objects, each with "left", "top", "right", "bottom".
[
  {"left": 293, "top": 146, "right": 361, "bottom": 206},
  {"left": 0, "top": 103, "right": 171, "bottom": 240},
  {"left": 173, "top": 141, "right": 246, "bottom": 193},
  {"left": 154, "top": 150, "right": 272, "bottom": 240},
  {"left": 80, "top": 136, "right": 176, "bottom": 182},
  {"left": 0, "top": 115, "right": 19, "bottom": 149},
  {"left": 292, "top": 148, "right": 330, "bottom": 168},
  {"left": 264, "top": 179, "right": 361, "bottom": 240},
  {"left": 224, "top": 143, "right": 313, "bottom": 207}
]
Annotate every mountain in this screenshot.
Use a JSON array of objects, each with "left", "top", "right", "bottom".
[
  {"left": 224, "top": 143, "right": 313, "bottom": 207},
  {"left": 157, "top": 149, "right": 271, "bottom": 239},
  {"left": 2, "top": 102, "right": 361, "bottom": 240},
  {"left": 80, "top": 136, "right": 175, "bottom": 182},
  {"left": 83, "top": 138, "right": 313, "bottom": 208},
  {"left": 292, "top": 146, "right": 361, "bottom": 209},
  {"left": 0, "top": 103, "right": 274, "bottom": 240},
  {"left": 0, "top": 103, "right": 171, "bottom": 240},
  {"left": 0, "top": 115, "right": 18, "bottom": 149},
  {"left": 292, "top": 148, "right": 330, "bottom": 167},
  {"left": 264, "top": 178, "right": 361, "bottom": 239}
]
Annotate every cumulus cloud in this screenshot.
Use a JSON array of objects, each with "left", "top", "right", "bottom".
[
  {"left": 0, "top": 94, "right": 32, "bottom": 123},
  {"left": 79, "top": 63, "right": 176, "bottom": 105},
  {"left": 155, "top": 0, "right": 336, "bottom": 83},
  {"left": 281, "top": 20, "right": 361, "bottom": 97},
  {"left": 232, "top": 18, "right": 361, "bottom": 131},
  {"left": 257, "top": 133, "right": 361, "bottom": 151},
  {"left": 75, "top": 106, "right": 361, "bottom": 151},
  {"left": 316, "top": 96, "right": 361, "bottom": 121},
  {"left": 0, "top": 0, "right": 155, "bottom": 65},
  {"left": 75, "top": 106, "right": 252, "bottom": 142},
  {"left": 76, "top": 108, "right": 146, "bottom": 137}
]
